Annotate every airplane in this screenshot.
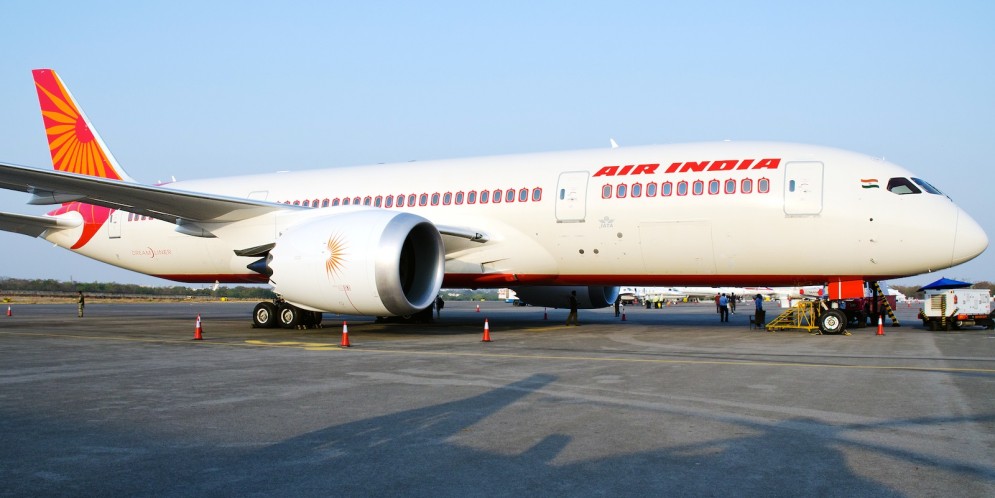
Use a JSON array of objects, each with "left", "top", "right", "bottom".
[{"left": 0, "top": 69, "right": 988, "bottom": 334}]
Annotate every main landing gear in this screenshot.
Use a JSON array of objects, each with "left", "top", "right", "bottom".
[{"left": 252, "top": 298, "right": 323, "bottom": 329}]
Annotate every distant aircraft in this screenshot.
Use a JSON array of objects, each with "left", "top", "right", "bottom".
[{"left": 0, "top": 69, "right": 988, "bottom": 333}]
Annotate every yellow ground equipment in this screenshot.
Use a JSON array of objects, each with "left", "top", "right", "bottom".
[{"left": 765, "top": 300, "right": 851, "bottom": 335}]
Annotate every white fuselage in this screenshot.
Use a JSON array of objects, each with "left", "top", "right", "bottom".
[{"left": 44, "top": 141, "right": 988, "bottom": 288}]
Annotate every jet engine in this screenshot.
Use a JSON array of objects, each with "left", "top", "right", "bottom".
[
  {"left": 511, "top": 286, "right": 620, "bottom": 309},
  {"left": 265, "top": 210, "right": 444, "bottom": 316}
]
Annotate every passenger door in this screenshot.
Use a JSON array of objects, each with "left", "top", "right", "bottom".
[
  {"left": 555, "top": 171, "right": 589, "bottom": 223},
  {"left": 783, "top": 161, "right": 824, "bottom": 215}
]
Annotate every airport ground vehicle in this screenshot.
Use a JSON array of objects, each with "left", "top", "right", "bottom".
[{"left": 918, "top": 288, "right": 994, "bottom": 330}]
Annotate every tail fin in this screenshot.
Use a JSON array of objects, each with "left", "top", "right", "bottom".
[{"left": 32, "top": 69, "right": 135, "bottom": 182}]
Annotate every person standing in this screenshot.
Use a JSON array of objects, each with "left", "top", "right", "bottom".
[
  {"left": 729, "top": 293, "right": 737, "bottom": 314},
  {"left": 435, "top": 295, "right": 444, "bottom": 319},
  {"left": 614, "top": 296, "right": 621, "bottom": 317},
  {"left": 714, "top": 293, "right": 721, "bottom": 314},
  {"left": 566, "top": 290, "right": 579, "bottom": 326},
  {"left": 718, "top": 293, "right": 729, "bottom": 322},
  {"left": 754, "top": 293, "right": 765, "bottom": 326},
  {"left": 77, "top": 291, "right": 85, "bottom": 318}
]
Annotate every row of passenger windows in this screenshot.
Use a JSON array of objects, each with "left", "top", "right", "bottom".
[
  {"left": 601, "top": 178, "right": 771, "bottom": 199},
  {"left": 283, "top": 187, "right": 544, "bottom": 209}
]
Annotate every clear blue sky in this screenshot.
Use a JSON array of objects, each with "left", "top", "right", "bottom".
[{"left": 0, "top": 1, "right": 992, "bottom": 287}]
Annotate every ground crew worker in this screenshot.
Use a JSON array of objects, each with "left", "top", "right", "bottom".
[
  {"left": 754, "top": 293, "right": 765, "bottom": 327},
  {"left": 719, "top": 293, "right": 729, "bottom": 322},
  {"left": 77, "top": 291, "right": 85, "bottom": 318},
  {"left": 566, "top": 291, "right": 579, "bottom": 326}
]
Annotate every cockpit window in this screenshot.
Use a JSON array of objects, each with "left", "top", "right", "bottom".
[
  {"left": 912, "top": 178, "right": 944, "bottom": 195},
  {"left": 886, "top": 177, "right": 921, "bottom": 195}
]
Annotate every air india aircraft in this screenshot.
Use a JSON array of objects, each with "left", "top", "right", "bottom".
[{"left": 0, "top": 69, "right": 987, "bottom": 333}]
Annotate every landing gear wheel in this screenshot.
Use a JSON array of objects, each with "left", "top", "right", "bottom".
[
  {"left": 253, "top": 302, "right": 278, "bottom": 328},
  {"left": 818, "top": 309, "right": 847, "bottom": 335},
  {"left": 278, "top": 304, "right": 301, "bottom": 329}
]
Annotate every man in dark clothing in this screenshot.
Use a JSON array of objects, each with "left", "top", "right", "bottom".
[{"left": 566, "top": 291, "right": 579, "bottom": 326}]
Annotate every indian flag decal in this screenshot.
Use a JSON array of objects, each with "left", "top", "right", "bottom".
[{"left": 860, "top": 178, "right": 879, "bottom": 189}]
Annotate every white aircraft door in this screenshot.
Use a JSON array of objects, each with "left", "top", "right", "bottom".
[
  {"left": 556, "top": 171, "right": 589, "bottom": 222},
  {"left": 783, "top": 161, "right": 824, "bottom": 215},
  {"left": 108, "top": 210, "right": 122, "bottom": 239}
]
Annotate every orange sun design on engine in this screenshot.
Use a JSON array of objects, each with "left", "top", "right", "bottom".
[
  {"left": 325, "top": 234, "right": 348, "bottom": 280},
  {"left": 33, "top": 70, "right": 120, "bottom": 179}
]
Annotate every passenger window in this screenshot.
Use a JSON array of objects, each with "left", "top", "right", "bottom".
[{"left": 887, "top": 177, "right": 921, "bottom": 195}]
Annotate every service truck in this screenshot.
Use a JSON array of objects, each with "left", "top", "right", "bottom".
[{"left": 919, "top": 288, "right": 994, "bottom": 330}]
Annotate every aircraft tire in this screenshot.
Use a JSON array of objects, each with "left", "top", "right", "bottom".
[
  {"left": 278, "top": 304, "right": 301, "bottom": 329},
  {"left": 253, "top": 302, "right": 278, "bottom": 328},
  {"left": 818, "top": 309, "right": 847, "bottom": 335}
]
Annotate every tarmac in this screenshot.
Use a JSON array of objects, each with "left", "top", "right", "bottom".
[{"left": 1, "top": 300, "right": 994, "bottom": 497}]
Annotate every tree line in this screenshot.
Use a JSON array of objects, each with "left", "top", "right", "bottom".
[{"left": 0, "top": 277, "right": 276, "bottom": 299}]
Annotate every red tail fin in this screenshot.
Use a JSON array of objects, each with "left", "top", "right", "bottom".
[{"left": 32, "top": 69, "right": 133, "bottom": 181}]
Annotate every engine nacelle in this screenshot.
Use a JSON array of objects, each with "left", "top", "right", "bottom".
[
  {"left": 511, "top": 286, "right": 620, "bottom": 309},
  {"left": 267, "top": 210, "right": 444, "bottom": 316}
]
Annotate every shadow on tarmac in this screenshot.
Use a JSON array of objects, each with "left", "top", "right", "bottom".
[{"left": 6, "top": 372, "right": 995, "bottom": 496}]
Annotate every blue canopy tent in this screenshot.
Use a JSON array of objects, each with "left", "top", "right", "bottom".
[{"left": 917, "top": 278, "right": 972, "bottom": 292}]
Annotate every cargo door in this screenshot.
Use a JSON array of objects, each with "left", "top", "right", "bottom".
[{"left": 783, "top": 161, "right": 824, "bottom": 215}]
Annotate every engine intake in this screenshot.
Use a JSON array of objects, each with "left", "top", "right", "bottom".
[{"left": 266, "top": 210, "right": 444, "bottom": 316}]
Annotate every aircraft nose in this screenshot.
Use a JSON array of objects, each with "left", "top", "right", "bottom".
[{"left": 952, "top": 209, "right": 988, "bottom": 266}]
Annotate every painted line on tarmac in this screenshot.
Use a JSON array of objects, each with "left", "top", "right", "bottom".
[
  {"left": 0, "top": 330, "right": 343, "bottom": 350},
  {"left": 6, "top": 329, "right": 994, "bottom": 374},
  {"left": 356, "top": 349, "right": 995, "bottom": 375},
  {"left": 244, "top": 339, "right": 342, "bottom": 351}
]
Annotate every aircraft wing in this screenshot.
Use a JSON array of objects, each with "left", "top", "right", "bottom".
[
  {"left": 0, "top": 211, "right": 80, "bottom": 237},
  {"left": 0, "top": 161, "right": 294, "bottom": 224}
]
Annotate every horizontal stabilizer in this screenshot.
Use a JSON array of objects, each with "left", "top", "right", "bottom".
[{"left": 0, "top": 211, "right": 80, "bottom": 237}]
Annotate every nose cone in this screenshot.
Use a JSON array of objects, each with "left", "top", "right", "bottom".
[{"left": 952, "top": 209, "right": 989, "bottom": 266}]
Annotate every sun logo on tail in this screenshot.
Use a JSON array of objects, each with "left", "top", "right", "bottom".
[
  {"left": 32, "top": 69, "right": 122, "bottom": 179},
  {"left": 325, "top": 234, "right": 348, "bottom": 280}
]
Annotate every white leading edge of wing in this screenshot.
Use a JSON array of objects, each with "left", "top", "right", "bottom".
[{"left": 0, "top": 161, "right": 296, "bottom": 223}]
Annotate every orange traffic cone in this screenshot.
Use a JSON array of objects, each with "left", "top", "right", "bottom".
[
  {"left": 476, "top": 304, "right": 480, "bottom": 312},
  {"left": 340, "top": 321, "right": 352, "bottom": 347},
  {"left": 876, "top": 315, "right": 885, "bottom": 336},
  {"left": 481, "top": 318, "right": 492, "bottom": 342},
  {"left": 193, "top": 314, "right": 204, "bottom": 340}
]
